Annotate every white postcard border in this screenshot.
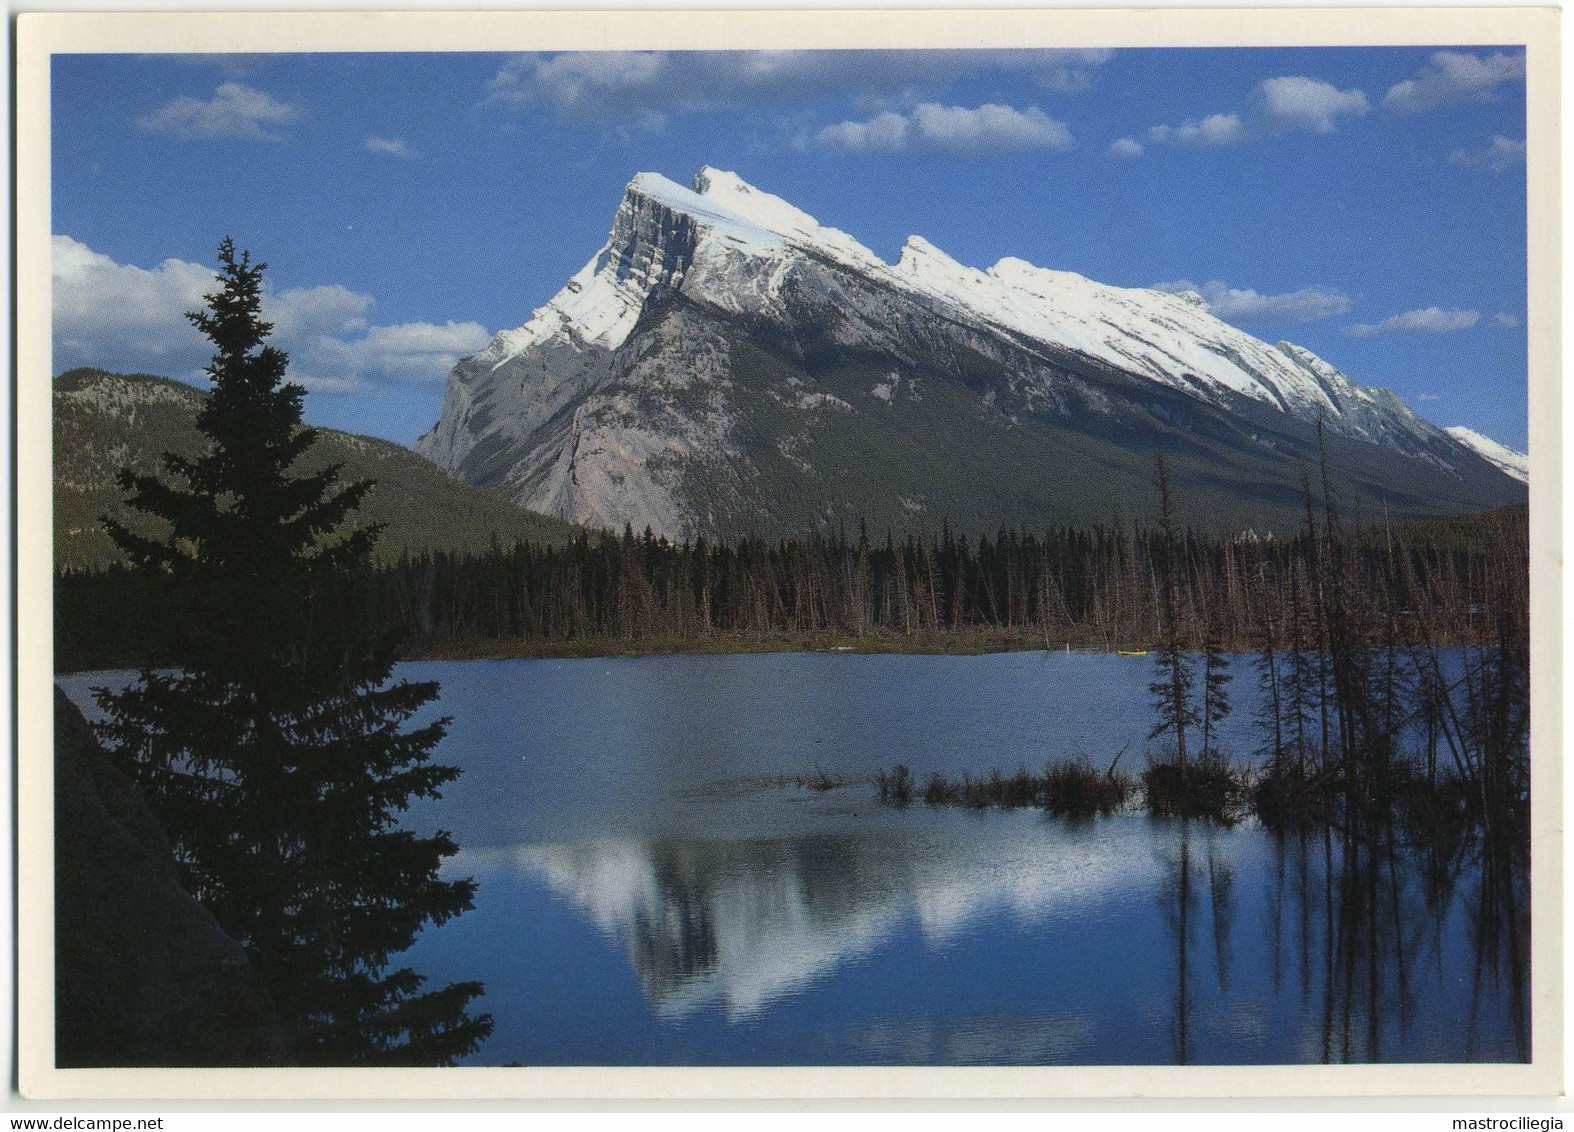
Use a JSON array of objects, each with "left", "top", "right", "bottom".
[{"left": 15, "top": 6, "right": 1563, "bottom": 1103}]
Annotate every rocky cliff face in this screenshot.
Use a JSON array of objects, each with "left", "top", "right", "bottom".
[
  {"left": 54, "top": 688, "right": 287, "bottom": 1066},
  {"left": 417, "top": 168, "right": 1525, "bottom": 541}
]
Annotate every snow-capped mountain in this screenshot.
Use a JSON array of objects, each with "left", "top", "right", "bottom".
[
  {"left": 418, "top": 167, "right": 1524, "bottom": 540},
  {"left": 1445, "top": 426, "right": 1528, "bottom": 485}
]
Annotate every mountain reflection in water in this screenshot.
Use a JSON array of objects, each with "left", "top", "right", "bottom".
[
  {"left": 445, "top": 811, "right": 1526, "bottom": 1065},
  {"left": 465, "top": 817, "right": 1157, "bottom": 1022}
]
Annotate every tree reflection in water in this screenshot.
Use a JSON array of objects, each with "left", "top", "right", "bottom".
[
  {"left": 1247, "top": 818, "right": 1528, "bottom": 1065},
  {"left": 1156, "top": 819, "right": 1235, "bottom": 1065}
]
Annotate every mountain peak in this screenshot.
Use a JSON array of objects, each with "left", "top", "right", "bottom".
[
  {"left": 1446, "top": 425, "right": 1528, "bottom": 483},
  {"left": 625, "top": 171, "right": 759, "bottom": 239},
  {"left": 691, "top": 165, "right": 749, "bottom": 196},
  {"left": 680, "top": 166, "right": 882, "bottom": 271},
  {"left": 686, "top": 165, "right": 821, "bottom": 237},
  {"left": 895, "top": 234, "right": 976, "bottom": 289},
  {"left": 899, "top": 234, "right": 950, "bottom": 260}
]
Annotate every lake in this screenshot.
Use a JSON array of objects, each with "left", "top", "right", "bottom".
[{"left": 57, "top": 650, "right": 1529, "bottom": 1066}]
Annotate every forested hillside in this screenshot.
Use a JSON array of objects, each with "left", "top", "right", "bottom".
[{"left": 54, "top": 368, "right": 582, "bottom": 570}]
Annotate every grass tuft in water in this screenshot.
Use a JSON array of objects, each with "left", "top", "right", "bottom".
[
  {"left": 793, "top": 767, "right": 853, "bottom": 792},
  {"left": 880, "top": 759, "right": 1131, "bottom": 816},
  {"left": 1043, "top": 758, "right": 1133, "bottom": 816},
  {"left": 874, "top": 764, "right": 914, "bottom": 806},
  {"left": 1141, "top": 750, "right": 1247, "bottom": 823},
  {"left": 1251, "top": 763, "right": 1333, "bottom": 829}
]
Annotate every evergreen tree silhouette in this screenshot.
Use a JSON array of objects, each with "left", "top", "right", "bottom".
[
  {"left": 1148, "top": 453, "right": 1198, "bottom": 770},
  {"left": 95, "top": 239, "right": 492, "bottom": 1065},
  {"left": 1199, "top": 632, "right": 1232, "bottom": 759}
]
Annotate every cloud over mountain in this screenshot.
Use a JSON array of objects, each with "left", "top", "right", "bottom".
[
  {"left": 487, "top": 49, "right": 1113, "bottom": 126},
  {"left": 1142, "top": 75, "right": 1368, "bottom": 153},
  {"left": 1255, "top": 76, "right": 1369, "bottom": 134},
  {"left": 363, "top": 136, "right": 417, "bottom": 159},
  {"left": 1345, "top": 307, "right": 1480, "bottom": 338},
  {"left": 51, "top": 236, "right": 490, "bottom": 393},
  {"left": 1383, "top": 51, "right": 1525, "bottom": 113},
  {"left": 816, "top": 103, "right": 1073, "bottom": 155},
  {"left": 1151, "top": 278, "right": 1353, "bottom": 325},
  {"left": 1146, "top": 113, "right": 1246, "bottom": 149},
  {"left": 137, "top": 82, "right": 303, "bottom": 143},
  {"left": 1448, "top": 135, "right": 1526, "bottom": 173}
]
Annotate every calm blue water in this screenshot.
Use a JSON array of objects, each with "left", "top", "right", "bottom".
[{"left": 58, "top": 650, "right": 1528, "bottom": 1066}]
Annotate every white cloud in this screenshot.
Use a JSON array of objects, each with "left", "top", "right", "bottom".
[
  {"left": 51, "top": 235, "right": 214, "bottom": 372},
  {"left": 1144, "top": 75, "right": 1366, "bottom": 153},
  {"left": 1106, "top": 137, "right": 1144, "bottom": 159},
  {"left": 1448, "top": 135, "right": 1526, "bottom": 173},
  {"left": 1492, "top": 312, "right": 1521, "bottom": 328},
  {"left": 495, "top": 51, "right": 666, "bottom": 121},
  {"left": 910, "top": 103, "right": 1073, "bottom": 154},
  {"left": 1382, "top": 51, "right": 1525, "bottom": 113},
  {"left": 1013, "top": 49, "right": 1114, "bottom": 94},
  {"left": 1415, "top": 393, "right": 1442, "bottom": 402},
  {"left": 52, "top": 235, "right": 490, "bottom": 393},
  {"left": 1146, "top": 113, "right": 1246, "bottom": 149},
  {"left": 816, "top": 111, "right": 911, "bottom": 154},
  {"left": 1255, "top": 75, "right": 1369, "bottom": 134},
  {"left": 137, "top": 82, "right": 304, "bottom": 143},
  {"left": 488, "top": 49, "right": 1112, "bottom": 125},
  {"left": 269, "top": 284, "right": 373, "bottom": 342},
  {"left": 303, "top": 321, "right": 494, "bottom": 387},
  {"left": 363, "top": 136, "right": 417, "bottom": 159},
  {"left": 1345, "top": 307, "right": 1481, "bottom": 338},
  {"left": 1152, "top": 278, "right": 1352, "bottom": 325},
  {"left": 817, "top": 102, "right": 1073, "bottom": 155}
]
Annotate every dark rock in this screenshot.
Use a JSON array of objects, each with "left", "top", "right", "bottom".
[{"left": 54, "top": 686, "right": 287, "bottom": 1066}]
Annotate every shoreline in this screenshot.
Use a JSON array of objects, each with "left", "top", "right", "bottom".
[
  {"left": 59, "top": 624, "right": 1492, "bottom": 672},
  {"left": 400, "top": 628, "right": 1161, "bottom": 662}
]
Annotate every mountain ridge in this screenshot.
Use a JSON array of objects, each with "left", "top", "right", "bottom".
[{"left": 417, "top": 167, "right": 1524, "bottom": 541}]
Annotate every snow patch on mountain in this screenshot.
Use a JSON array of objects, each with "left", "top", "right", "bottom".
[{"left": 1446, "top": 426, "right": 1528, "bottom": 483}]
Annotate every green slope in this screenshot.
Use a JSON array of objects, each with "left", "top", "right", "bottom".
[{"left": 54, "top": 368, "right": 582, "bottom": 571}]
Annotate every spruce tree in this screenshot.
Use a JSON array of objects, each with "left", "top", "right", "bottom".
[
  {"left": 1199, "top": 631, "right": 1232, "bottom": 760},
  {"left": 95, "top": 239, "right": 492, "bottom": 1065},
  {"left": 1251, "top": 585, "right": 1286, "bottom": 773},
  {"left": 1148, "top": 453, "right": 1198, "bottom": 768}
]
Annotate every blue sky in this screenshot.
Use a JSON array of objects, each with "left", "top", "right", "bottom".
[{"left": 52, "top": 46, "right": 1529, "bottom": 449}]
